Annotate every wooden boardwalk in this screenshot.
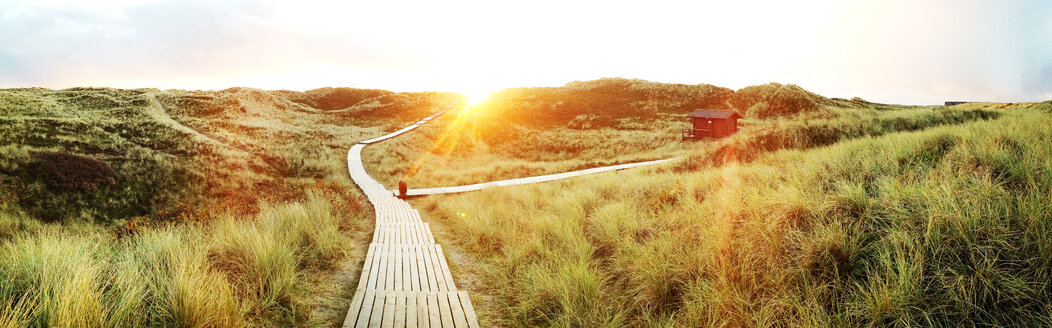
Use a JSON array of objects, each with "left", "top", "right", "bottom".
[
  {"left": 344, "top": 101, "right": 479, "bottom": 328},
  {"left": 401, "top": 158, "right": 677, "bottom": 196}
]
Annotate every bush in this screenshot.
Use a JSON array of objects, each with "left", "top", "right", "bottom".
[{"left": 26, "top": 151, "right": 115, "bottom": 193}]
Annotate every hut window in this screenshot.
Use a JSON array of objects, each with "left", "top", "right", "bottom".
[{"left": 707, "top": 120, "right": 712, "bottom": 123}]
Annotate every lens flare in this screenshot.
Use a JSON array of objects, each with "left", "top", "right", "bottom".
[
  {"left": 463, "top": 89, "right": 494, "bottom": 106},
  {"left": 405, "top": 101, "right": 478, "bottom": 178}
]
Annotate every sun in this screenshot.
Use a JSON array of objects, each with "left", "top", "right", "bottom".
[{"left": 462, "top": 89, "right": 495, "bottom": 106}]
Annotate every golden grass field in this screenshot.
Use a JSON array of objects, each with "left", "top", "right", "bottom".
[{"left": 1, "top": 78, "right": 1050, "bottom": 327}]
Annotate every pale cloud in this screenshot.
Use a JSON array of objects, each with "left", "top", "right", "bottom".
[{"left": 0, "top": 0, "right": 1049, "bottom": 104}]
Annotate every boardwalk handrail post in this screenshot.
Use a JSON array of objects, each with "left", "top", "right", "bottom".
[{"left": 398, "top": 176, "right": 407, "bottom": 198}]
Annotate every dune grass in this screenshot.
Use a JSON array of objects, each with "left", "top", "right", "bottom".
[
  {"left": 417, "top": 107, "right": 1052, "bottom": 326},
  {"left": 2, "top": 81, "right": 1045, "bottom": 327},
  {"left": 366, "top": 96, "right": 1000, "bottom": 189},
  {"left": 0, "top": 86, "right": 456, "bottom": 326},
  {"left": 0, "top": 192, "right": 369, "bottom": 327},
  {"left": 0, "top": 87, "right": 456, "bottom": 222}
]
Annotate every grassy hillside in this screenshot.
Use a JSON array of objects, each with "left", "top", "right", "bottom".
[
  {"left": 2, "top": 80, "right": 1045, "bottom": 327},
  {"left": 0, "top": 86, "right": 459, "bottom": 326},
  {"left": 416, "top": 106, "right": 1052, "bottom": 326},
  {"left": 365, "top": 79, "right": 1000, "bottom": 189},
  {"left": 0, "top": 87, "right": 455, "bottom": 222}
]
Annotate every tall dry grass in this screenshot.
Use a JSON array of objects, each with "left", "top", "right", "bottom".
[
  {"left": 0, "top": 86, "right": 456, "bottom": 326},
  {"left": 418, "top": 108, "right": 1052, "bottom": 326},
  {"left": 367, "top": 100, "right": 999, "bottom": 190},
  {"left": 0, "top": 192, "right": 366, "bottom": 327}
]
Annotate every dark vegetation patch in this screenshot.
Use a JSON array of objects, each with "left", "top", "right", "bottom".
[{"left": 26, "top": 151, "right": 116, "bottom": 193}]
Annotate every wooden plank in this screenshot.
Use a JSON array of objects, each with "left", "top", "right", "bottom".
[
  {"left": 356, "top": 289, "right": 376, "bottom": 328},
  {"left": 424, "top": 223, "right": 434, "bottom": 244},
  {"left": 404, "top": 223, "right": 415, "bottom": 244},
  {"left": 409, "top": 245, "right": 420, "bottom": 292},
  {"left": 393, "top": 246, "right": 404, "bottom": 291},
  {"left": 369, "top": 290, "right": 385, "bottom": 328},
  {"left": 374, "top": 243, "right": 388, "bottom": 290},
  {"left": 367, "top": 243, "right": 383, "bottom": 290},
  {"left": 415, "top": 245, "right": 429, "bottom": 291},
  {"left": 437, "top": 291, "right": 454, "bottom": 328},
  {"left": 427, "top": 292, "right": 441, "bottom": 328},
  {"left": 435, "top": 245, "right": 451, "bottom": 292},
  {"left": 406, "top": 292, "right": 419, "bottom": 328},
  {"left": 414, "top": 224, "right": 425, "bottom": 244},
  {"left": 409, "top": 224, "right": 418, "bottom": 244},
  {"left": 447, "top": 292, "right": 468, "bottom": 328},
  {"left": 342, "top": 290, "right": 365, "bottom": 328},
  {"left": 434, "top": 245, "right": 457, "bottom": 291},
  {"left": 416, "top": 293, "right": 429, "bottom": 328},
  {"left": 388, "top": 224, "right": 395, "bottom": 243},
  {"left": 385, "top": 243, "right": 396, "bottom": 290},
  {"left": 356, "top": 243, "right": 377, "bottom": 290},
  {"left": 394, "top": 293, "right": 407, "bottom": 328},
  {"left": 420, "top": 244, "right": 439, "bottom": 291},
  {"left": 422, "top": 243, "right": 442, "bottom": 291},
  {"left": 380, "top": 291, "right": 395, "bottom": 328},
  {"left": 402, "top": 245, "right": 412, "bottom": 291},
  {"left": 399, "top": 222, "right": 407, "bottom": 243},
  {"left": 457, "top": 291, "right": 480, "bottom": 328}
]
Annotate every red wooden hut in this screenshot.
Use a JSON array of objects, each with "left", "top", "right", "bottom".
[{"left": 682, "top": 109, "right": 742, "bottom": 140}]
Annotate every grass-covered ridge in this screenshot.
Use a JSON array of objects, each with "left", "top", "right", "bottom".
[
  {"left": 0, "top": 86, "right": 458, "bottom": 326},
  {"left": 0, "top": 87, "right": 457, "bottom": 222},
  {"left": 2, "top": 80, "right": 1045, "bottom": 327},
  {"left": 366, "top": 79, "right": 1000, "bottom": 189},
  {"left": 418, "top": 107, "right": 1052, "bottom": 326}
]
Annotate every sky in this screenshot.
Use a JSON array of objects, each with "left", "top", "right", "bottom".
[{"left": 1, "top": 0, "right": 1050, "bottom": 105}]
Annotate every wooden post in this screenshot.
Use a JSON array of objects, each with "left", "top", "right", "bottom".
[{"left": 398, "top": 179, "right": 407, "bottom": 198}]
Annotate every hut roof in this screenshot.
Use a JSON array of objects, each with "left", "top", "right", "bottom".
[{"left": 688, "top": 109, "right": 742, "bottom": 119}]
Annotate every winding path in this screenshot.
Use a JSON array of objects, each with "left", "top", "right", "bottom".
[
  {"left": 342, "top": 100, "right": 677, "bottom": 327},
  {"left": 343, "top": 101, "right": 479, "bottom": 328}
]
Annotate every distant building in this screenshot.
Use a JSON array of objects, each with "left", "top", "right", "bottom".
[
  {"left": 945, "top": 101, "right": 969, "bottom": 106},
  {"left": 683, "top": 109, "right": 742, "bottom": 140}
]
